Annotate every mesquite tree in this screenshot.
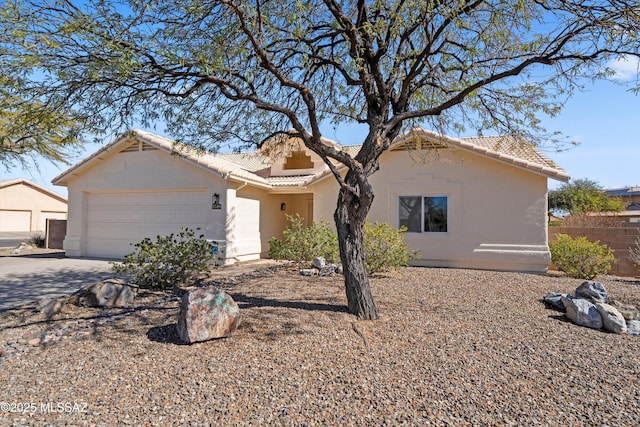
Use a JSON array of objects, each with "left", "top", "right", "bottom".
[
  {"left": 2, "top": 0, "right": 639, "bottom": 319},
  {"left": 0, "top": 77, "right": 84, "bottom": 169}
]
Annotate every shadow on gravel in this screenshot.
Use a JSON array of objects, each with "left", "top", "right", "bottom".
[
  {"left": 146, "top": 323, "right": 189, "bottom": 345},
  {"left": 0, "top": 305, "right": 175, "bottom": 333},
  {"left": 231, "top": 293, "right": 347, "bottom": 313},
  {"left": 548, "top": 314, "right": 573, "bottom": 324}
]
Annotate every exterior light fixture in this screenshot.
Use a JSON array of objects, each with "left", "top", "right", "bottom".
[
  {"left": 280, "top": 202, "right": 286, "bottom": 211},
  {"left": 212, "top": 193, "right": 222, "bottom": 209}
]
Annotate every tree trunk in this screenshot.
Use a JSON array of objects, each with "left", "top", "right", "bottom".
[{"left": 334, "top": 170, "right": 379, "bottom": 320}]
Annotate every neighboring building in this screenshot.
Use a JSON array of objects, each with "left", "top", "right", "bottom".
[
  {"left": 0, "top": 179, "right": 68, "bottom": 232},
  {"left": 603, "top": 187, "right": 640, "bottom": 223},
  {"left": 52, "top": 128, "right": 569, "bottom": 272}
]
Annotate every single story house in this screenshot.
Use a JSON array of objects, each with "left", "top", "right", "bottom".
[
  {"left": 603, "top": 186, "right": 640, "bottom": 223},
  {"left": 0, "top": 179, "right": 67, "bottom": 232},
  {"left": 52, "top": 128, "right": 569, "bottom": 272}
]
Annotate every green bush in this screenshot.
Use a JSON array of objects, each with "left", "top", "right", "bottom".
[
  {"left": 269, "top": 215, "right": 416, "bottom": 274},
  {"left": 550, "top": 234, "right": 616, "bottom": 280},
  {"left": 111, "top": 227, "right": 218, "bottom": 289},
  {"left": 269, "top": 214, "right": 339, "bottom": 262},
  {"left": 364, "top": 220, "right": 417, "bottom": 274}
]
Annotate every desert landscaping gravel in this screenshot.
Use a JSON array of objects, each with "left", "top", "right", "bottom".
[{"left": 1, "top": 264, "right": 639, "bottom": 426}]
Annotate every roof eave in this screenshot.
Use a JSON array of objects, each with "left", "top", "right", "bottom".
[
  {"left": 393, "top": 128, "right": 570, "bottom": 182},
  {"left": 52, "top": 131, "right": 136, "bottom": 186}
]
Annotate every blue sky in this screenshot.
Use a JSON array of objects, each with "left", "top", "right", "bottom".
[{"left": 2, "top": 58, "right": 639, "bottom": 198}]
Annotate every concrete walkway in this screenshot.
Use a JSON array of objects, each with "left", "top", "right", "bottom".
[{"left": 0, "top": 257, "right": 115, "bottom": 312}]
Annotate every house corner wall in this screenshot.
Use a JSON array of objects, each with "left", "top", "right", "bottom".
[{"left": 62, "top": 189, "right": 85, "bottom": 257}]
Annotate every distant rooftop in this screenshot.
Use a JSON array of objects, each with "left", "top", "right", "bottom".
[{"left": 604, "top": 187, "right": 640, "bottom": 197}]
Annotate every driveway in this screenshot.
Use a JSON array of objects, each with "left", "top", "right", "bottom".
[
  {"left": 0, "top": 231, "right": 33, "bottom": 249},
  {"left": 0, "top": 256, "right": 116, "bottom": 312}
]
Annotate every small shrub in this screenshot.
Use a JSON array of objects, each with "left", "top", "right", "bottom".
[
  {"left": 549, "top": 234, "right": 616, "bottom": 280},
  {"left": 111, "top": 227, "right": 218, "bottom": 289},
  {"left": 269, "top": 215, "right": 417, "bottom": 274},
  {"left": 269, "top": 214, "right": 339, "bottom": 262},
  {"left": 26, "top": 233, "right": 45, "bottom": 248},
  {"left": 629, "top": 235, "right": 640, "bottom": 270},
  {"left": 364, "top": 220, "right": 417, "bottom": 274}
]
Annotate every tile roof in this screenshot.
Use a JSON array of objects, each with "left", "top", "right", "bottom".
[
  {"left": 460, "top": 135, "right": 563, "bottom": 171},
  {"left": 53, "top": 128, "right": 569, "bottom": 188},
  {"left": 266, "top": 175, "right": 316, "bottom": 186},
  {"left": 392, "top": 129, "right": 569, "bottom": 182}
]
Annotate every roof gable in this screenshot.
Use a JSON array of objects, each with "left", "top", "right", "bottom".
[
  {"left": 0, "top": 179, "right": 67, "bottom": 203},
  {"left": 389, "top": 129, "right": 569, "bottom": 182},
  {"left": 52, "top": 128, "right": 569, "bottom": 189}
]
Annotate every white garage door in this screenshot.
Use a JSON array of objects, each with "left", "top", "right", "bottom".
[
  {"left": 0, "top": 210, "right": 31, "bottom": 232},
  {"left": 86, "top": 190, "right": 209, "bottom": 258}
]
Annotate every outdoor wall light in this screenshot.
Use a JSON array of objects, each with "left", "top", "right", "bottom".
[
  {"left": 212, "top": 193, "right": 222, "bottom": 210},
  {"left": 280, "top": 202, "right": 286, "bottom": 211}
]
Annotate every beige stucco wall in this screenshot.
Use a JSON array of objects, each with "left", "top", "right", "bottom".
[
  {"left": 235, "top": 185, "right": 314, "bottom": 258},
  {"left": 311, "top": 147, "right": 551, "bottom": 272},
  {"left": 63, "top": 143, "right": 230, "bottom": 258},
  {"left": 59, "top": 135, "right": 552, "bottom": 271},
  {"left": 0, "top": 183, "right": 67, "bottom": 232}
]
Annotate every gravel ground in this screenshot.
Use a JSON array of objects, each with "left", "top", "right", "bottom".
[{"left": 1, "top": 265, "right": 639, "bottom": 426}]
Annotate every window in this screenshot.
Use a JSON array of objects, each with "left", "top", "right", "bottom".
[{"left": 399, "top": 196, "right": 448, "bottom": 233}]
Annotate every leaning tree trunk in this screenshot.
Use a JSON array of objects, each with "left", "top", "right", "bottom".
[{"left": 334, "top": 170, "right": 379, "bottom": 320}]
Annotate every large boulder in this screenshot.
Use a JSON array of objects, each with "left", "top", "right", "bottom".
[
  {"left": 627, "top": 320, "right": 640, "bottom": 336},
  {"left": 609, "top": 300, "right": 640, "bottom": 321},
  {"left": 543, "top": 292, "right": 569, "bottom": 311},
  {"left": 80, "top": 279, "right": 136, "bottom": 308},
  {"left": 177, "top": 287, "right": 240, "bottom": 343},
  {"left": 575, "top": 281, "right": 608, "bottom": 303},
  {"left": 595, "top": 303, "right": 627, "bottom": 334},
  {"left": 561, "top": 296, "right": 603, "bottom": 330}
]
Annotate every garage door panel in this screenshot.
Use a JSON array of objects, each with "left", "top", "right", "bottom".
[
  {"left": 85, "top": 190, "right": 208, "bottom": 258},
  {"left": 0, "top": 210, "right": 31, "bottom": 232},
  {"left": 87, "top": 206, "right": 207, "bottom": 224}
]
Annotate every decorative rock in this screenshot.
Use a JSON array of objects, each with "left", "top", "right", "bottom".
[
  {"left": 38, "top": 297, "right": 66, "bottom": 317},
  {"left": 627, "top": 320, "right": 640, "bottom": 336},
  {"left": 318, "top": 266, "right": 336, "bottom": 276},
  {"left": 543, "top": 292, "right": 569, "bottom": 311},
  {"left": 595, "top": 303, "right": 627, "bottom": 334},
  {"left": 177, "top": 287, "right": 240, "bottom": 344},
  {"left": 609, "top": 300, "right": 640, "bottom": 321},
  {"left": 575, "top": 281, "right": 607, "bottom": 303},
  {"left": 300, "top": 268, "right": 319, "bottom": 276},
  {"left": 313, "top": 257, "right": 326, "bottom": 269},
  {"left": 561, "top": 296, "right": 603, "bottom": 330},
  {"left": 81, "top": 279, "right": 136, "bottom": 308},
  {"left": 28, "top": 338, "right": 42, "bottom": 347}
]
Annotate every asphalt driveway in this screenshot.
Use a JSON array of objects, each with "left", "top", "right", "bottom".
[{"left": 0, "top": 256, "right": 116, "bottom": 312}]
